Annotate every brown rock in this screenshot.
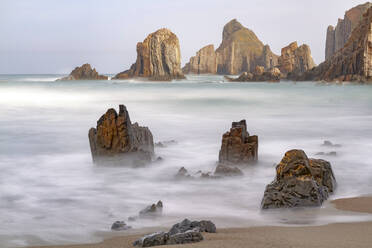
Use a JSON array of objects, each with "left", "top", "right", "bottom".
[
  {"left": 278, "top": 41, "right": 316, "bottom": 77},
  {"left": 261, "top": 149, "right": 336, "bottom": 209},
  {"left": 218, "top": 120, "right": 258, "bottom": 165},
  {"left": 114, "top": 29, "right": 185, "bottom": 81},
  {"left": 214, "top": 164, "right": 243, "bottom": 176},
  {"left": 182, "top": 45, "right": 217, "bottom": 74},
  {"left": 299, "top": 6, "right": 372, "bottom": 83},
  {"left": 325, "top": 2, "right": 372, "bottom": 60},
  {"left": 57, "top": 64, "right": 108, "bottom": 81},
  {"left": 225, "top": 67, "right": 281, "bottom": 82},
  {"left": 88, "top": 105, "right": 154, "bottom": 166}
]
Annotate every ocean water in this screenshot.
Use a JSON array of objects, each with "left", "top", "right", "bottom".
[{"left": 0, "top": 74, "right": 372, "bottom": 247}]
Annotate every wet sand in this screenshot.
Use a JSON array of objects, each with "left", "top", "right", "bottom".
[{"left": 29, "top": 196, "right": 372, "bottom": 248}]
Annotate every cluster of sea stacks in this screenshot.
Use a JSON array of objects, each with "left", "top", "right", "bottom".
[{"left": 58, "top": 3, "right": 372, "bottom": 83}]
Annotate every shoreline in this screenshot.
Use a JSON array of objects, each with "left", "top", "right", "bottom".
[{"left": 27, "top": 196, "right": 372, "bottom": 248}]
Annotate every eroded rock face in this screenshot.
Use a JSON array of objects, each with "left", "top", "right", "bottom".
[
  {"left": 278, "top": 42, "right": 316, "bottom": 77},
  {"left": 218, "top": 120, "right": 258, "bottom": 165},
  {"left": 57, "top": 64, "right": 108, "bottom": 81},
  {"left": 133, "top": 219, "right": 215, "bottom": 247},
  {"left": 299, "top": 6, "right": 372, "bottom": 83},
  {"left": 182, "top": 45, "right": 217, "bottom": 74},
  {"left": 325, "top": 2, "right": 372, "bottom": 60},
  {"left": 215, "top": 19, "right": 279, "bottom": 75},
  {"left": 88, "top": 105, "right": 154, "bottom": 165},
  {"left": 114, "top": 29, "right": 185, "bottom": 81},
  {"left": 261, "top": 149, "right": 336, "bottom": 209}
]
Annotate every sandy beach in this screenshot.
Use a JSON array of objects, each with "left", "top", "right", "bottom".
[{"left": 28, "top": 196, "right": 372, "bottom": 248}]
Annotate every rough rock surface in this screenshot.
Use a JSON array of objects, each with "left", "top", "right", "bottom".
[
  {"left": 298, "top": 6, "right": 372, "bottom": 83},
  {"left": 325, "top": 2, "right": 372, "bottom": 60},
  {"left": 218, "top": 120, "right": 258, "bottom": 165},
  {"left": 111, "top": 221, "right": 131, "bottom": 231},
  {"left": 261, "top": 149, "right": 336, "bottom": 209},
  {"left": 278, "top": 42, "right": 316, "bottom": 77},
  {"left": 226, "top": 66, "right": 281, "bottom": 82},
  {"left": 57, "top": 64, "right": 108, "bottom": 81},
  {"left": 139, "top": 201, "right": 163, "bottom": 217},
  {"left": 113, "top": 29, "right": 185, "bottom": 81},
  {"left": 88, "top": 105, "right": 154, "bottom": 166},
  {"left": 215, "top": 19, "right": 279, "bottom": 75},
  {"left": 133, "top": 219, "right": 215, "bottom": 247},
  {"left": 182, "top": 45, "right": 217, "bottom": 74}
]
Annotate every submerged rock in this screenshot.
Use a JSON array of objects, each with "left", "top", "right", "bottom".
[
  {"left": 175, "top": 167, "right": 192, "bottom": 179},
  {"left": 219, "top": 120, "right": 258, "bottom": 165},
  {"left": 88, "top": 105, "right": 154, "bottom": 166},
  {"left": 114, "top": 29, "right": 185, "bottom": 81},
  {"left": 57, "top": 63, "right": 108, "bottom": 81},
  {"left": 261, "top": 149, "right": 336, "bottom": 209},
  {"left": 139, "top": 201, "right": 163, "bottom": 217},
  {"left": 133, "top": 219, "right": 215, "bottom": 247},
  {"left": 226, "top": 66, "right": 281, "bottom": 82},
  {"left": 111, "top": 221, "right": 131, "bottom": 231},
  {"left": 214, "top": 164, "right": 243, "bottom": 176},
  {"left": 322, "top": 140, "right": 341, "bottom": 147}
]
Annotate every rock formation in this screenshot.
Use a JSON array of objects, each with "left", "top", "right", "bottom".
[
  {"left": 261, "top": 149, "right": 336, "bottom": 209},
  {"left": 111, "top": 221, "right": 131, "bottom": 231},
  {"left": 133, "top": 219, "right": 216, "bottom": 247},
  {"left": 183, "top": 19, "right": 278, "bottom": 75},
  {"left": 88, "top": 105, "right": 154, "bottom": 166},
  {"left": 182, "top": 45, "right": 217, "bottom": 74},
  {"left": 297, "top": 6, "right": 372, "bottom": 82},
  {"left": 214, "top": 164, "right": 243, "bottom": 176},
  {"left": 57, "top": 63, "right": 108, "bottom": 81},
  {"left": 139, "top": 201, "right": 163, "bottom": 217},
  {"left": 325, "top": 2, "right": 372, "bottom": 60},
  {"left": 113, "top": 28, "right": 185, "bottom": 81},
  {"left": 218, "top": 120, "right": 258, "bottom": 165},
  {"left": 278, "top": 42, "right": 316, "bottom": 76},
  {"left": 225, "top": 66, "right": 281, "bottom": 82}
]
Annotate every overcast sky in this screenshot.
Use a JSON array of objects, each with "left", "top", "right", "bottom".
[{"left": 0, "top": 0, "right": 369, "bottom": 74}]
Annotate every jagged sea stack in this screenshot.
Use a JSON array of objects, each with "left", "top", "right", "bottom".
[
  {"left": 298, "top": 6, "right": 372, "bottom": 82},
  {"left": 182, "top": 45, "right": 217, "bottom": 74},
  {"left": 261, "top": 149, "right": 336, "bottom": 209},
  {"left": 88, "top": 105, "right": 154, "bottom": 166},
  {"left": 57, "top": 63, "right": 108, "bottom": 81},
  {"left": 325, "top": 2, "right": 372, "bottom": 60},
  {"left": 114, "top": 29, "right": 185, "bottom": 81},
  {"left": 218, "top": 120, "right": 258, "bottom": 165}
]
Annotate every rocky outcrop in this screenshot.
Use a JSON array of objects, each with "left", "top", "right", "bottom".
[
  {"left": 225, "top": 66, "right": 281, "bottom": 82},
  {"left": 325, "top": 2, "right": 372, "bottom": 60},
  {"left": 57, "top": 64, "right": 108, "bottom": 81},
  {"left": 218, "top": 120, "right": 258, "bottom": 165},
  {"left": 182, "top": 45, "right": 217, "bottom": 74},
  {"left": 139, "top": 201, "right": 163, "bottom": 217},
  {"left": 133, "top": 219, "right": 216, "bottom": 247},
  {"left": 298, "top": 6, "right": 372, "bottom": 83},
  {"left": 278, "top": 42, "right": 316, "bottom": 77},
  {"left": 113, "top": 29, "right": 185, "bottom": 81},
  {"left": 261, "top": 149, "right": 336, "bottom": 209},
  {"left": 88, "top": 105, "right": 154, "bottom": 166},
  {"left": 214, "top": 164, "right": 243, "bottom": 176},
  {"left": 111, "top": 221, "right": 131, "bottom": 231},
  {"left": 215, "top": 19, "right": 278, "bottom": 75}
]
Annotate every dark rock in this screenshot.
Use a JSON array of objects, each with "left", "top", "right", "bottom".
[
  {"left": 315, "top": 151, "right": 337, "bottom": 156},
  {"left": 219, "top": 120, "right": 258, "bottom": 165},
  {"left": 226, "top": 66, "right": 281, "bottom": 82},
  {"left": 261, "top": 149, "right": 336, "bottom": 209},
  {"left": 322, "top": 140, "right": 341, "bottom": 147},
  {"left": 88, "top": 105, "right": 154, "bottom": 166},
  {"left": 214, "top": 164, "right": 243, "bottom": 176},
  {"left": 167, "top": 231, "right": 204, "bottom": 245},
  {"left": 175, "top": 167, "right": 192, "bottom": 179},
  {"left": 133, "top": 232, "right": 169, "bottom": 247},
  {"left": 111, "top": 221, "right": 131, "bottom": 231},
  {"left": 57, "top": 63, "right": 108, "bottom": 81},
  {"left": 168, "top": 219, "right": 217, "bottom": 235},
  {"left": 155, "top": 140, "right": 177, "bottom": 148},
  {"left": 139, "top": 201, "right": 163, "bottom": 217}
]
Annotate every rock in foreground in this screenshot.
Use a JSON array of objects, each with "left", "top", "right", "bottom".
[
  {"left": 57, "top": 63, "right": 108, "bottom": 81},
  {"left": 219, "top": 120, "right": 258, "bottom": 165},
  {"left": 133, "top": 219, "right": 216, "bottom": 247},
  {"left": 88, "top": 105, "right": 154, "bottom": 166},
  {"left": 261, "top": 149, "right": 336, "bottom": 209},
  {"left": 114, "top": 29, "right": 185, "bottom": 81}
]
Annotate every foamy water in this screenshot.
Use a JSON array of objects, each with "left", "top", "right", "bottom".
[{"left": 0, "top": 75, "right": 372, "bottom": 247}]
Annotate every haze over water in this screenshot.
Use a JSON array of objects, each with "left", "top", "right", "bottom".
[{"left": 1, "top": 75, "right": 372, "bottom": 247}]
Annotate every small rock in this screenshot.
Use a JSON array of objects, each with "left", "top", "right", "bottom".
[
  {"left": 322, "top": 140, "right": 341, "bottom": 147},
  {"left": 167, "top": 231, "right": 203, "bottom": 245},
  {"left": 111, "top": 221, "right": 131, "bottom": 231},
  {"left": 175, "top": 167, "right": 192, "bottom": 179},
  {"left": 133, "top": 232, "right": 169, "bottom": 247},
  {"left": 169, "top": 219, "right": 216, "bottom": 235},
  {"left": 214, "top": 164, "right": 243, "bottom": 176},
  {"left": 139, "top": 201, "right": 163, "bottom": 217}
]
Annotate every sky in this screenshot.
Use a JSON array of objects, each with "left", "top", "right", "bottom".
[{"left": 0, "top": 0, "right": 369, "bottom": 74}]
